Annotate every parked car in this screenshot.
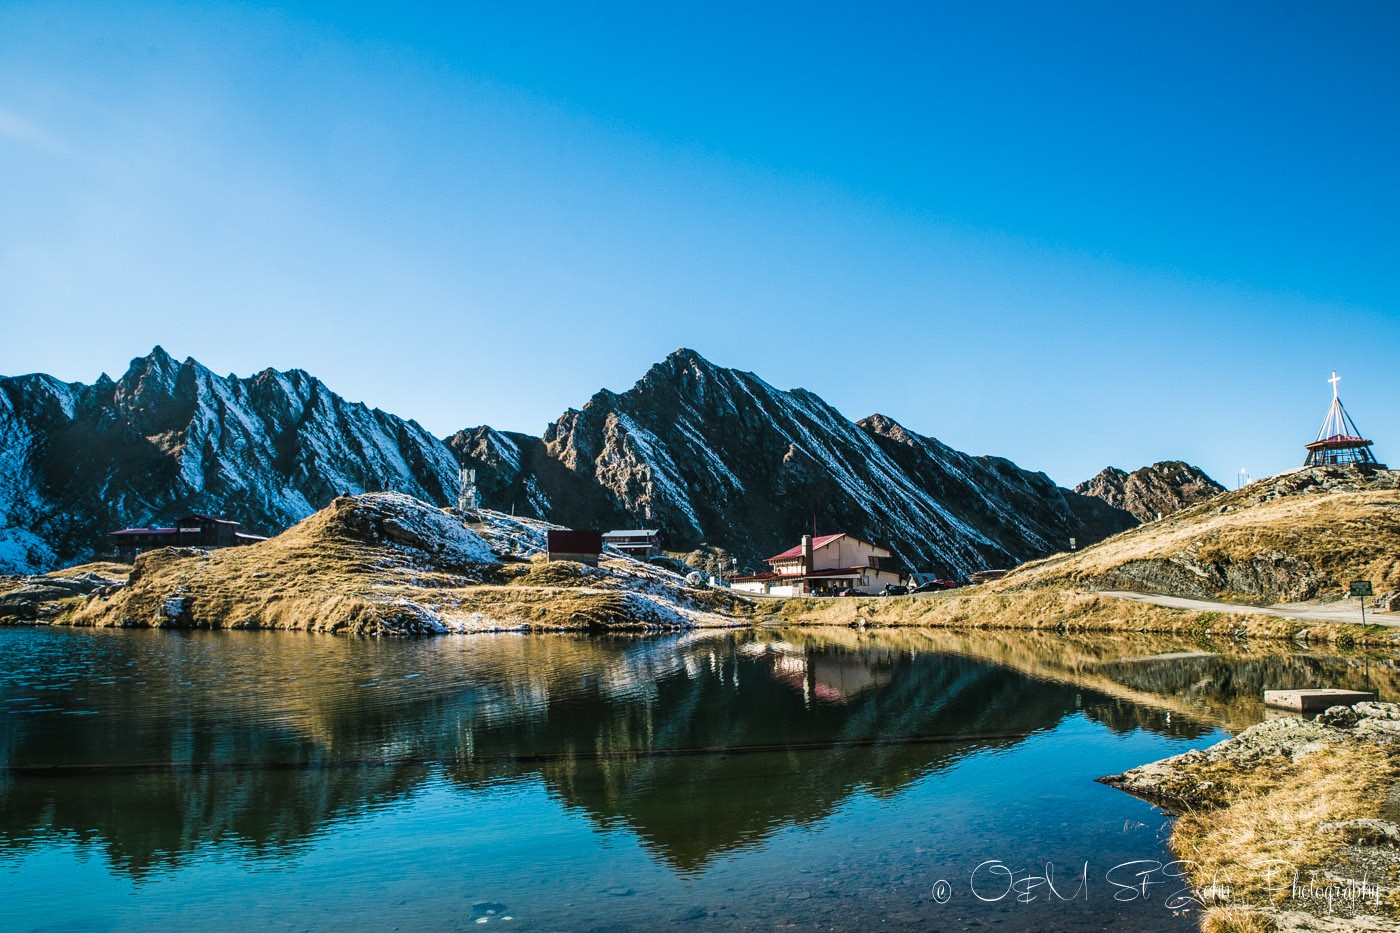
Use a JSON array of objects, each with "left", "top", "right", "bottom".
[
  {"left": 881, "top": 584, "right": 909, "bottom": 597},
  {"left": 838, "top": 587, "right": 862, "bottom": 597},
  {"left": 911, "top": 579, "right": 957, "bottom": 594}
]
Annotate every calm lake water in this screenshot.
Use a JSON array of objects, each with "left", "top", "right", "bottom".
[{"left": 0, "top": 625, "right": 1389, "bottom": 931}]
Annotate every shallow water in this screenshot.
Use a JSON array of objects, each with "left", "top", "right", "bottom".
[{"left": 0, "top": 625, "right": 1390, "bottom": 930}]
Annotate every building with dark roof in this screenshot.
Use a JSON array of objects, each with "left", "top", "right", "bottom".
[
  {"left": 602, "top": 529, "right": 662, "bottom": 558},
  {"left": 108, "top": 514, "right": 267, "bottom": 561}
]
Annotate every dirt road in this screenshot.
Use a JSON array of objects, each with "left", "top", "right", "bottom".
[{"left": 1101, "top": 590, "right": 1397, "bottom": 627}]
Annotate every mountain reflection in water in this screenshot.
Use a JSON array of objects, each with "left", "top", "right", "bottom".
[{"left": 0, "top": 625, "right": 1391, "bottom": 929}]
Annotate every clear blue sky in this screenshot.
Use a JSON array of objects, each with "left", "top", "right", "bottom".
[{"left": 2, "top": 1, "right": 1396, "bottom": 488}]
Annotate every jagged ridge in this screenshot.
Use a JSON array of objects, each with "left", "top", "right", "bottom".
[
  {"left": 0, "top": 347, "right": 457, "bottom": 571},
  {"left": 451, "top": 348, "right": 1143, "bottom": 573},
  {"left": 1074, "top": 460, "right": 1226, "bottom": 524}
]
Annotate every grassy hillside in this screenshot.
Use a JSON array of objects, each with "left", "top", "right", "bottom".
[
  {"left": 50, "top": 494, "right": 747, "bottom": 634},
  {"left": 1010, "top": 465, "right": 1400, "bottom": 602}
]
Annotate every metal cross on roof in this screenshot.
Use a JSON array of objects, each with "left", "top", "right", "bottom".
[{"left": 1304, "top": 370, "right": 1382, "bottom": 468}]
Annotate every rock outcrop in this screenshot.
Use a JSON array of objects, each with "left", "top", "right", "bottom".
[
  {"left": 1075, "top": 460, "right": 1226, "bottom": 523},
  {"left": 15, "top": 493, "right": 746, "bottom": 634},
  {"left": 1102, "top": 701, "right": 1400, "bottom": 932},
  {"left": 0, "top": 567, "right": 128, "bottom": 623}
]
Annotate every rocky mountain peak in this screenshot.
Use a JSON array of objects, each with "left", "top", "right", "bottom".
[
  {"left": 0, "top": 354, "right": 460, "bottom": 573},
  {"left": 627, "top": 348, "right": 736, "bottom": 410},
  {"left": 658, "top": 347, "right": 719, "bottom": 377},
  {"left": 116, "top": 346, "right": 175, "bottom": 394},
  {"left": 1074, "top": 460, "right": 1225, "bottom": 523},
  {"left": 858, "top": 413, "right": 916, "bottom": 445},
  {"left": 454, "top": 351, "right": 1144, "bottom": 573}
]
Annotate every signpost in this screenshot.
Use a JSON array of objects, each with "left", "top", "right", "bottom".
[{"left": 1351, "top": 580, "right": 1374, "bottom": 626}]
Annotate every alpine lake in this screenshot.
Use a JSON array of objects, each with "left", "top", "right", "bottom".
[{"left": 0, "top": 624, "right": 1388, "bottom": 931}]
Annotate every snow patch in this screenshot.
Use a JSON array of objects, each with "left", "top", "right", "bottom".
[{"left": 351, "top": 492, "right": 499, "bottom": 566}]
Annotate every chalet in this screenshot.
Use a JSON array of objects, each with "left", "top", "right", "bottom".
[
  {"left": 545, "top": 529, "right": 603, "bottom": 566},
  {"left": 108, "top": 514, "right": 267, "bottom": 561},
  {"left": 602, "top": 528, "right": 662, "bottom": 559},
  {"left": 731, "top": 533, "right": 907, "bottom": 596}
]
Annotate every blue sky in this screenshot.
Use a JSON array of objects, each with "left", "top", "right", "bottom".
[{"left": 1, "top": 1, "right": 1396, "bottom": 488}]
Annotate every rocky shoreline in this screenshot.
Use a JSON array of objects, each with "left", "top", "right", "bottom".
[{"left": 1101, "top": 702, "right": 1400, "bottom": 932}]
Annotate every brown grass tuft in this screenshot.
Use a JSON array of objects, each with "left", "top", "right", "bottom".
[
  {"left": 1171, "top": 742, "right": 1395, "bottom": 903},
  {"left": 513, "top": 560, "right": 605, "bottom": 587},
  {"left": 1201, "top": 906, "right": 1280, "bottom": 933}
]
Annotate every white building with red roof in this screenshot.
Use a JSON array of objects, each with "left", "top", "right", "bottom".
[{"left": 731, "top": 533, "right": 907, "bottom": 596}]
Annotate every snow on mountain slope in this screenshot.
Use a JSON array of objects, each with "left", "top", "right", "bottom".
[
  {"left": 460, "top": 349, "right": 1143, "bottom": 575},
  {"left": 0, "top": 347, "right": 458, "bottom": 573},
  {"left": 5, "top": 346, "right": 1166, "bottom": 579}
]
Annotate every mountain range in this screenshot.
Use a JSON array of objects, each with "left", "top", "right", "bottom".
[{"left": 0, "top": 347, "right": 1221, "bottom": 575}]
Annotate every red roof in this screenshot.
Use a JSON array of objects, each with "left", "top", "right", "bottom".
[
  {"left": 733, "top": 566, "right": 894, "bottom": 584},
  {"left": 767, "top": 534, "right": 846, "bottom": 563},
  {"left": 1306, "top": 435, "right": 1373, "bottom": 450}
]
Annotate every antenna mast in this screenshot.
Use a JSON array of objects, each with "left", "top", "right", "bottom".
[{"left": 457, "top": 465, "right": 478, "bottom": 515}]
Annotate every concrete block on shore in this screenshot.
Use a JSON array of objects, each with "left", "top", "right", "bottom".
[{"left": 1263, "top": 689, "right": 1376, "bottom": 712}]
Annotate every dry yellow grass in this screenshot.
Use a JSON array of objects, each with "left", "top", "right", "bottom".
[
  {"left": 45, "top": 561, "right": 132, "bottom": 578},
  {"left": 1167, "top": 741, "right": 1398, "bottom": 929},
  {"left": 1175, "top": 742, "right": 1391, "bottom": 883},
  {"left": 760, "top": 584, "right": 1400, "bottom": 648},
  {"left": 1103, "top": 714, "right": 1400, "bottom": 927},
  {"left": 63, "top": 496, "right": 749, "bottom": 634},
  {"left": 25, "top": 468, "right": 1400, "bottom": 643},
  {"left": 1201, "top": 907, "right": 1280, "bottom": 933},
  {"left": 1009, "top": 468, "right": 1400, "bottom": 598}
]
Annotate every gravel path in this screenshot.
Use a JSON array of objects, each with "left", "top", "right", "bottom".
[{"left": 1101, "top": 590, "right": 1398, "bottom": 627}]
